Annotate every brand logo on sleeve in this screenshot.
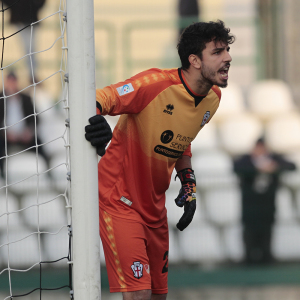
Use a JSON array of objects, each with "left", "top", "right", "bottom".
[
  {"left": 163, "top": 104, "right": 174, "bottom": 115},
  {"left": 201, "top": 111, "right": 210, "bottom": 126},
  {"left": 116, "top": 83, "right": 134, "bottom": 96}
]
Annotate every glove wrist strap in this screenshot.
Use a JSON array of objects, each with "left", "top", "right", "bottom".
[{"left": 175, "top": 168, "right": 196, "bottom": 185}]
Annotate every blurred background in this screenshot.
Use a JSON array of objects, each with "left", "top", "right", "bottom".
[{"left": 1, "top": 0, "right": 300, "bottom": 299}]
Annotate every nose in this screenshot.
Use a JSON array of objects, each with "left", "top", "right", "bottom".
[{"left": 225, "top": 50, "right": 232, "bottom": 62}]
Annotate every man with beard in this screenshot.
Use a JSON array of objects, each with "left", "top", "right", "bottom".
[{"left": 85, "top": 20, "right": 234, "bottom": 300}]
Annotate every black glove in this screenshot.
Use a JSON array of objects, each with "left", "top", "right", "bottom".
[
  {"left": 174, "top": 168, "right": 196, "bottom": 231},
  {"left": 85, "top": 115, "right": 112, "bottom": 156}
]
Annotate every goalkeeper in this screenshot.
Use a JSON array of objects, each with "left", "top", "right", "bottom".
[{"left": 85, "top": 20, "right": 234, "bottom": 300}]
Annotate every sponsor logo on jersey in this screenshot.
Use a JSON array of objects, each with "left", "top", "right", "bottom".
[
  {"left": 155, "top": 130, "right": 193, "bottom": 158},
  {"left": 163, "top": 104, "right": 174, "bottom": 115},
  {"left": 154, "top": 145, "right": 184, "bottom": 159},
  {"left": 116, "top": 83, "right": 134, "bottom": 96},
  {"left": 201, "top": 111, "right": 210, "bottom": 126},
  {"left": 160, "top": 130, "right": 174, "bottom": 144},
  {"left": 175, "top": 134, "right": 193, "bottom": 143},
  {"left": 131, "top": 262, "right": 143, "bottom": 279}
]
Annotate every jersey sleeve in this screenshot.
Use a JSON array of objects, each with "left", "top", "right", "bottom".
[
  {"left": 96, "top": 69, "right": 176, "bottom": 116},
  {"left": 182, "top": 143, "right": 192, "bottom": 157},
  {"left": 96, "top": 83, "right": 143, "bottom": 116}
]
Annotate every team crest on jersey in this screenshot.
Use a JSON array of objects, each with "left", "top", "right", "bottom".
[
  {"left": 201, "top": 111, "right": 210, "bottom": 126},
  {"left": 116, "top": 83, "right": 134, "bottom": 96},
  {"left": 131, "top": 261, "right": 143, "bottom": 279}
]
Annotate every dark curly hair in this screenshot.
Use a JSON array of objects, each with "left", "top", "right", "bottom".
[{"left": 177, "top": 20, "right": 235, "bottom": 70}]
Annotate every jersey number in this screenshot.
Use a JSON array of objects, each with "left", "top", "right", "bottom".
[{"left": 162, "top": 250, "right": 168, "bottom": 273}]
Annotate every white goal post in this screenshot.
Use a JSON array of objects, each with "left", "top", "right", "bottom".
[
  {"left": 67, "top": 0, "right": 101, "bottom": 299},
  {"left": 0, "top": 0, "right": 100, "bottom": 298}
]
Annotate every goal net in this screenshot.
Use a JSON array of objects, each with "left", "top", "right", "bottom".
[{"left": 0, "top": 0, "right": 100, "bottom": 299}]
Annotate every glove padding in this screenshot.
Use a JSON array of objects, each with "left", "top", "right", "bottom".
[
  {"left": 85, "top": 115, "right": 112, "bottom": 156},
  {"left": 176, "top": 200, "right": 196, "bottom": 231},
  {"left": 175, "top": 168, "right": 196, "bottom": 231}
]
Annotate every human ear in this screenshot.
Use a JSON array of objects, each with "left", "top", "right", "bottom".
[{"left": 188, "top": 54, "right": 201, "bottom": 70}]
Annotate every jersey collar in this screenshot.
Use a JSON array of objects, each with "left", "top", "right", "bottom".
[{"left": 178, "top": 68, "right": 207, "bottom": 107}]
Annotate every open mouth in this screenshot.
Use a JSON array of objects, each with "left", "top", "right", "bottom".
[{"left": 218, "top": 66, "right": 229, "bottom": 80}]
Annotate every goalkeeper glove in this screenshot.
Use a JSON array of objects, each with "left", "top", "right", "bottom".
[
  {"left": 85, "top": 115, "right": 112, "bottom": 156},
  {"left": 174, "top": 168, "right": 196, "bottom": 231}
]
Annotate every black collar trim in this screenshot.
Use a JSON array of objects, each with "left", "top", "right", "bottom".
[{"left": 178, "top": 68, "right": 206, "bottom": 107}]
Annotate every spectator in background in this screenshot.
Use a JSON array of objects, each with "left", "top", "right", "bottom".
[
  {"left": 178, "top": 0, "right": 200, "bottom": 37},
  {"left": 234, "top": 137, "right": 296, "bottom": 265},
  {"left": 0, "top": 71, "right": 50, "bottom": 177},
  {"left": 1, "top": 0, "right": 46, "bottom": 81}
]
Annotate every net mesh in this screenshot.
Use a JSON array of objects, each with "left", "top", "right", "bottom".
[{"left": 0, "top": 0, "right": 72, "bottom": 298}]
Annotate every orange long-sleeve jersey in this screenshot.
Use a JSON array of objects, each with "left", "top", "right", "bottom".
[{"left": 96, "top": 68, "right": 221, "bottom": 227}]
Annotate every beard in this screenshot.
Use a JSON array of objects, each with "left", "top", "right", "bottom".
[{"left": 201, "top": 62, "right": 228, "bottom": 88}]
